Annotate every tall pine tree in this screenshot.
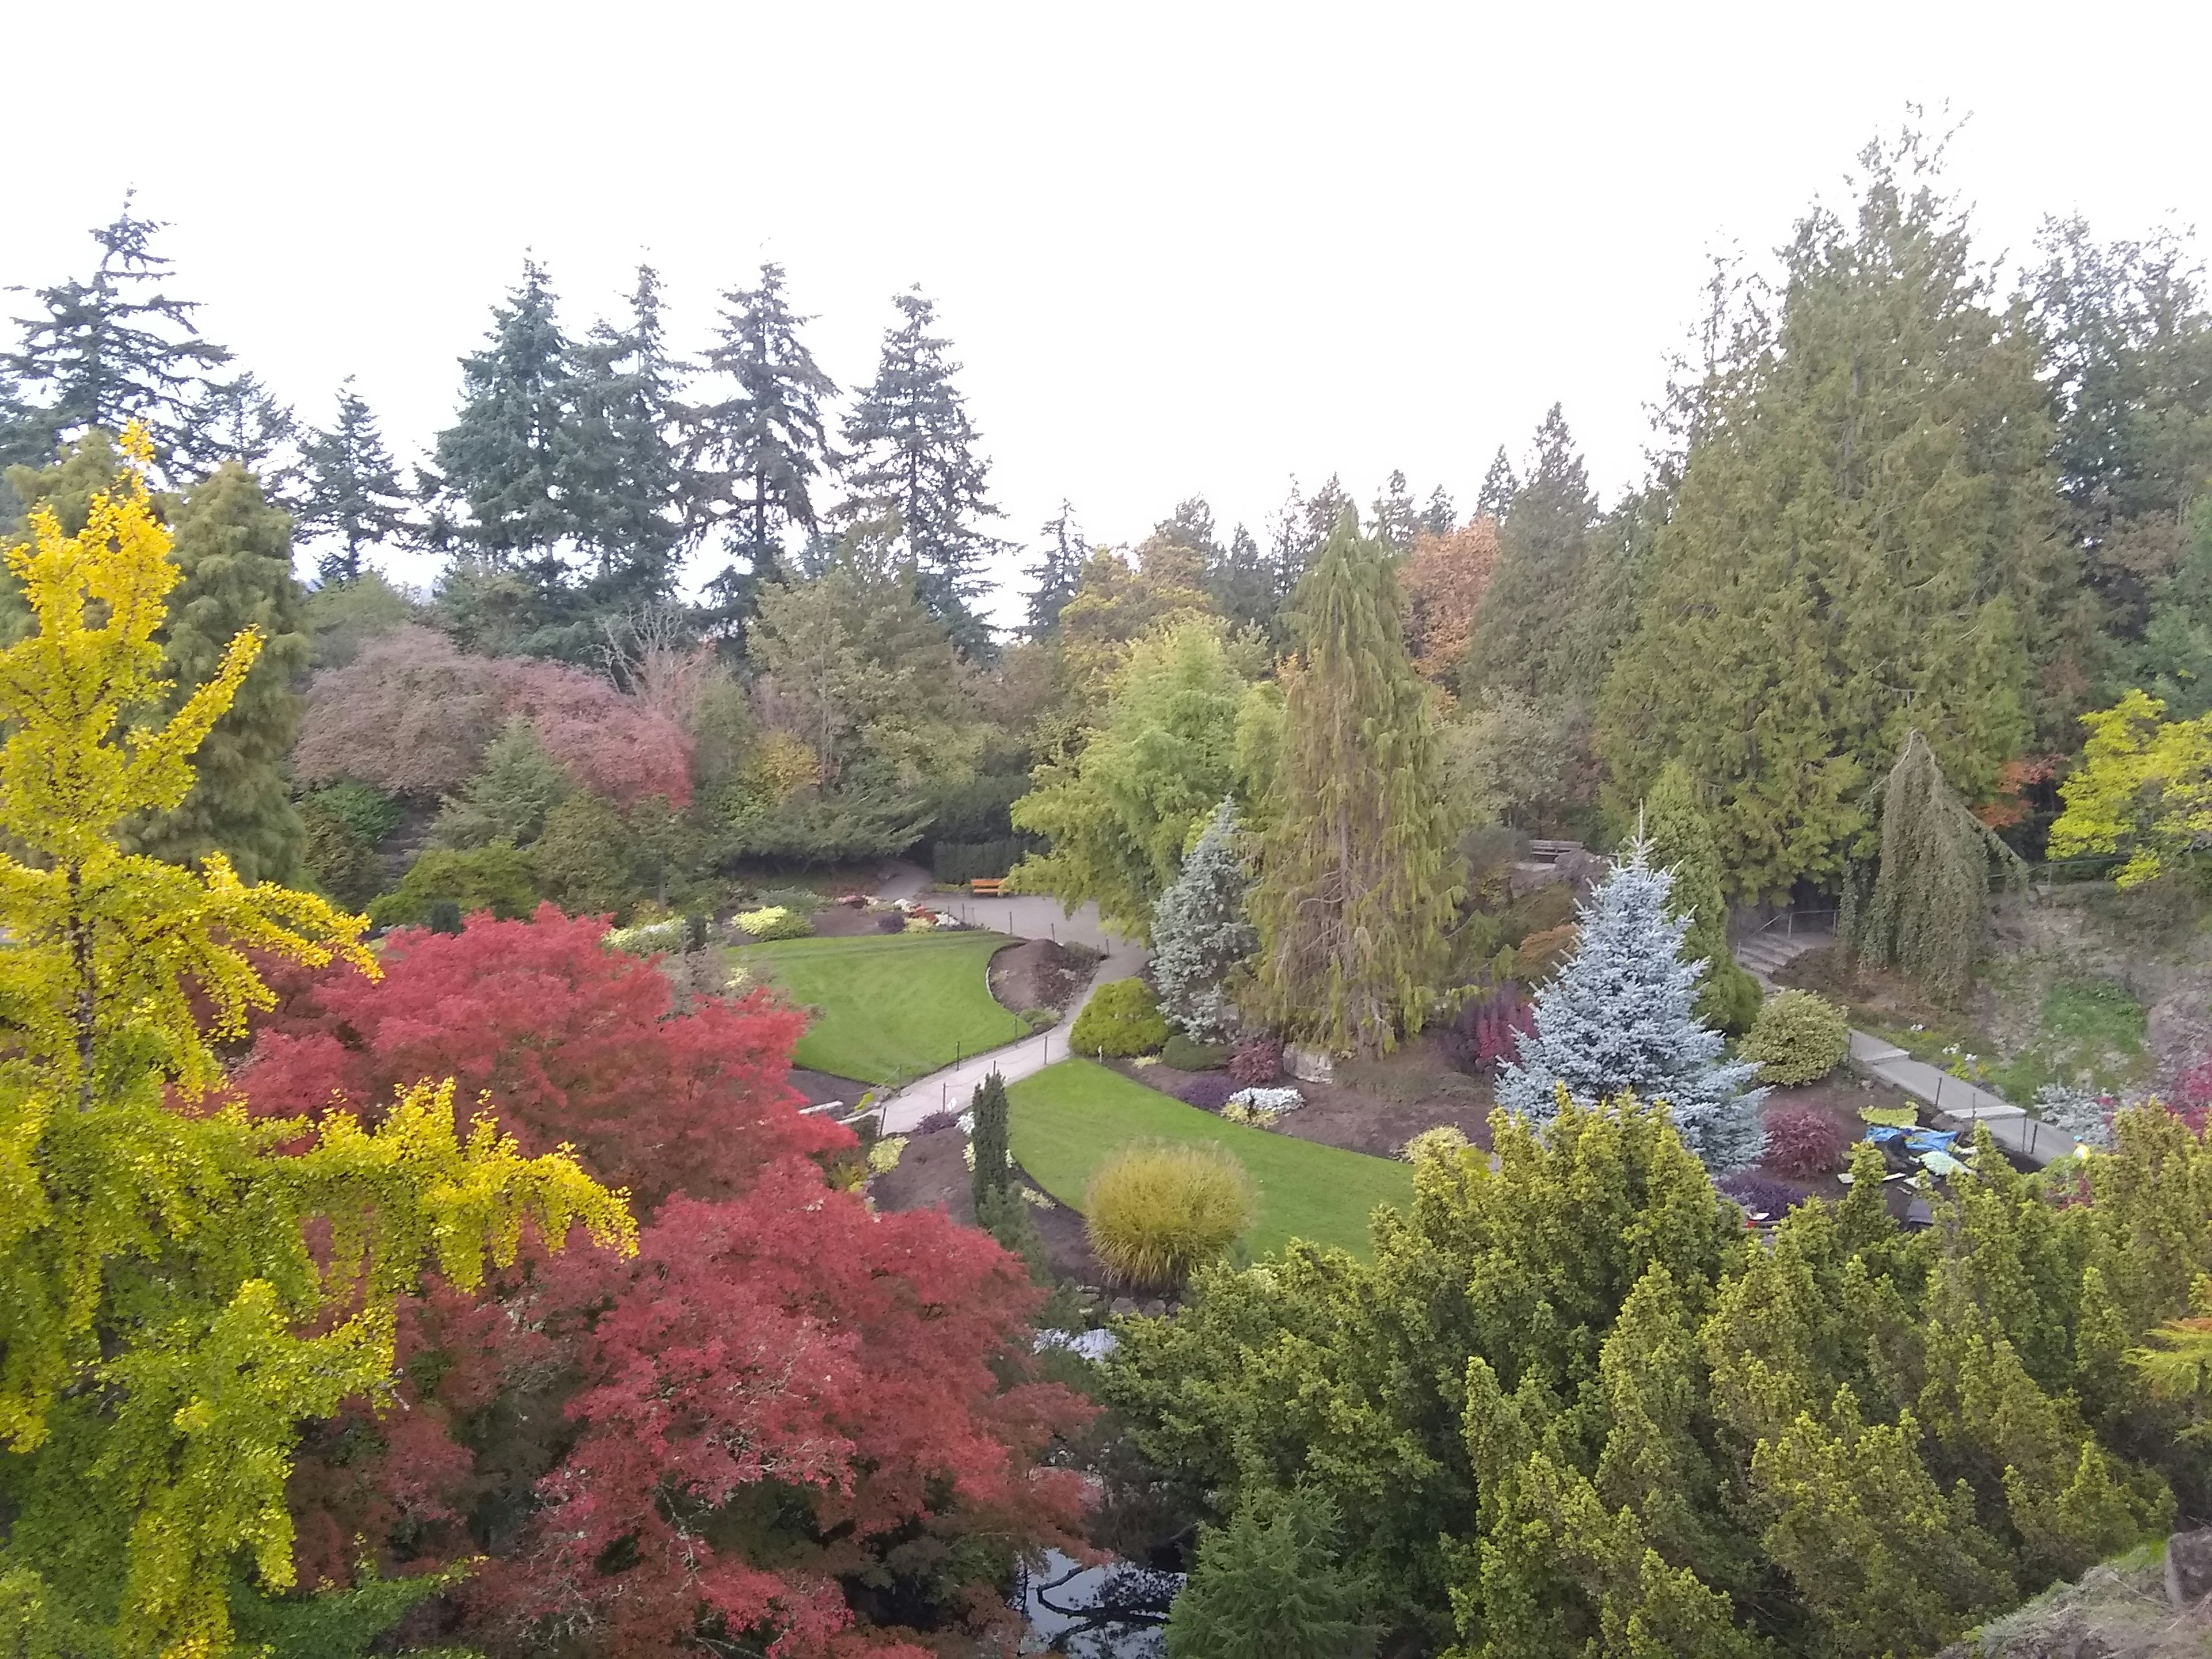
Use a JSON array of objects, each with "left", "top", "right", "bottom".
[
  {"left": 1251, "top": 510, "right": 1459, "bottom": 1055},
  {"left": 299, "top": 379, "right": 412, "bottom": 584},
  {"left": 1462, "top": 406, "right": 1599, "bottom": 699},
  {"left": 1024, "top": 499, "right": 1085, "bottom": 638},
  {"left": 566, "top": 264, "right": 688, "bottom": 610},
  {"left": 1152, "top": 799, "right": 1257, "bottom": 1042},
  {"left": 1642, "top": 760, "right": 1763, "bottom": 1035},
  {"left": 132, "top": 463, "right": 311, "bottom": 882},
  {"left": 174, "top": 372, "right": 297, "bottom": 491},
  {"left": 841, "top": 288, "right": 1005, "bottom": 652}
]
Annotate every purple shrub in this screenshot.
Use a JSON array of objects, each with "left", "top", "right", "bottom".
[
  {"left": 1759, "top": 1106, "right": 1850, "bottom": 1179},
  {"left": 1172, "top": 1072, "right": 1244, "bottom": 1112},
  {"left": 1444, "top": 982, "right": 1535, "bottom": 1074},
  {"left": 1716, "top": 1171, "right": 1802, "bottom": 1221},
  {"left": 1228, "top": 1036, "right": 1282, "bottom": 1087}
]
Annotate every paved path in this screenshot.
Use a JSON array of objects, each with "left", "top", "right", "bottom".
[
  {"left": 876, "top": 899, "right": 1147, "bottom": 1132},
  {"left": 1846, "top": 1031, "right": 2084, "bottom": 1168}
]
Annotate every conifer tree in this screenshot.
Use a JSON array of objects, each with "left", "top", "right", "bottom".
[
  {"left": 840, "top": 288, "right": 1005, "bottom": 650},
  {"left": 1474, "top": 446, "right": 1519, "bottom": 520},
  {"left": 565, "top": 265, "right": 688, "bottom": 609},
  {"left": 173, "top": 372, "right": 297, "bottom": 490},
  {"left": 1023, "top": 499, "right": 1085, "bottom": 637},
  {"left": 1642, "top": 761, "right": 1763, "bottom": 1034},
  {"left": 687, "top": 261, "right": 838, "bottom": 599},
  {"left": 432, "top": 717, "right": 573, "bottom": 849},
  {"left": 0, "top": 197, "right": 231, "bottom": 468},
  {"left": 1152, "top": 799, "right": 1257, "bottom": 1041},
  {"left": 1496, "top": 840, "right": 1763, "bottom": 1167},
  {"left": 131, "top": 463, "right": 311, "bottom": 884},
  {"left": 1370, "top": 468, "right": 1419, "bottom": 554},
  {"left": 298, "top": 379, "right": 412, "bottom": 584},
  {"left": 1251, "top": 510, "right": 1459, "bottom": 1055},
  {"left": 1165, "top": 1487, "right": 1373, "bottom": 1659},
  {"left": 969, "top": 1069, "right": 1012, "bottom": 1214},
  {"left": 1463, "top": 406, "right": 1598, "bottom": 699},
  {"left": 1419, "top": 484, "right": 1456, "bottom": 536}
]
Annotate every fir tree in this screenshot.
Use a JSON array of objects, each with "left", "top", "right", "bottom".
[
  {"left": 432, "top": 717, "right": 574, "bottom": 849},
  {"left": 1206, "top": 523, "right": 1276, "bottom": 638},
  {"left": 1419, "top": 484, "right": 1456, "bottom": 536},
  {"left": 969, "top": 1069, "right": 1012, "bottom": 1214},
  {"left": 1165, "top": 1487, "right": 1374, "bottom": 1659},
  {"left": 1251, "top": 510, "right": 1460, "bottom": 1055},
  {"left": 1463, "top": 405, "right": 1598, "bottom": 700},
  {"left": 566, "top": 264, "right": 688, "bottom": 609},
  {"left": 0, "top": 196, "right": 232, "bottom": 467},
  {"left": 298, "top": 379, "right": 413, "bottom": 584},
  {"left": 1495, "top": 840, "right": 1763, "bottom": 1168},
  {"left": 131, "top": 463, "right": 310, "bottom": 883},
  {"left": 1370, "top": 469, "right": 1420, "bottom": 554},
  {"left": 1642, "top": 761, "right": 1763, "bottom": 1035},
  {"left": 840, "top": 288, "right": 1005, "bottom": 650},
  {"left": 1474, "top": 446, "right": 1519, "bottom": 519},
  {"left": 687, "top": 261, "right": 837, "bottom": 604},
  {"left": 1024, "top": 499, "right": 1085, "bottom": 637},
  {"left": 1152, "top": 799, "right": 1257, "bottom": 1042},
  {"left": 173, "top": 372, "right": 297, "bottom": 491}
]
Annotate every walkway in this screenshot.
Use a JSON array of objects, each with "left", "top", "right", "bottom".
[{"left": 875, "top": 897, "right": 1147, "bottom": 1132}]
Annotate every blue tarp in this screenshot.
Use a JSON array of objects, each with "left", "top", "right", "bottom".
[
  {"left": 1863, "top": 1124, "right": 1910, "bottom": 1145},
  {"left": 1906, "top": 1128, "right": 1959, "bottom": 1153}
]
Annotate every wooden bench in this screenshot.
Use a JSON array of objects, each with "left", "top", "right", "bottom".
[
  {"left": 1526, "top": 839, "right": 1586, "bottom": 863},
  {"left": 968, "top": 878, "right": 1005, "bottom": 896}
]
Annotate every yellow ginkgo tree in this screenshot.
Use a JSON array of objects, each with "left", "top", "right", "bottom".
[{"left": 0, "top": 430, "right": 635, "bottom": 1659}]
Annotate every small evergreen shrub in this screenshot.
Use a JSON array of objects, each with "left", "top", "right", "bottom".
[
  {"left": 1759, "top": 1106, "right": 1850, "bottom": 1177},
  {"left": 1228, "top": 1036, "right": 1282, "bottom": 1086},
  {"left": 1021, "top": 1006, "right": 1062, "bottom": 1034},
  {"left": 426, "top": 900, "right": 463, "bottom": 935},
  {"left": 1743, "top": 990, "right": 1851, "bottom": 1085},
  {"left": 1085, "top": 1142, "right": 1254, "bottom": 1289},
  {"left": 734, "top": 905, "right": 813, "bottom": 941},
  {"left": 1070, "top": 979, "right": 1169, "bottom": 1058},
  {"left": 1170, "top": 1072, "right": 1243, "bottom": 1111},
  {"left": 753, "top": 885, "right": 827, "bottom": 912},
  {"left": 1162, "top": 1034, "right": 1231, "bottom": 1071},
  {"left": 604, "top": 918, "right": 687, "bottom": 956},
  {"left": 369, "top": 843, "right": 540, "bottom": 927}
]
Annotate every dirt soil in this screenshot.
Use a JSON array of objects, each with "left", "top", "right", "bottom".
[
  {"left": 1751, "top": 1075, "right": 1922, "bottom": 1214},
  {"left": 869, "top": 1124, "right": 1107, "bottom": 1284},
  {"left": 809, "top": 904, "right": 906, "bottom": 938},
  {"left": 990, "top": 937, "right": 1100, "bottom": 1014},
  {"left": 788, "top": 1066, "right": 869, "bottom": 1109}
]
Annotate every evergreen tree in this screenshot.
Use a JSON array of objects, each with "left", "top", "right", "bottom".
[
  {"left": 969, "top": 1069, "right": 1011, "bottom": 1214},
  {"left": 132, "top": 462, "right": 311, "bottom": 883},
  {"left": 1370, "top": 469, "right": 1419, "bottom": 554},
  {"left": 1251, "top": 510, "right": 1459, "bottom": 1055},
  {"left": 298, "top": 379, "right": 412, "bottom": 584},
  {"left": 1205, "top": 523, "right": 1276, "bottom": 639},
  {"left": 565, "top": 264, "right": 688, "bottom": 610},
  {"left": 432, "top": 717, "right": 574, "bottom": 849},
  {"left": 840, "top": 288, "right": 1005, "bottom": 650},
  {"left": 1495, "top": 840, "right": 1763, "bottom": 1168},
  {"left": 1642, "top": 761, "right": 1763, "bottom": 1035},
  {"left": 1152, "top": 799, "right": 1257, "bottom": 1042},
  {"left": 1474, "top": 446, "right": 1519, "bottom": 519},
  {"left": 430, "top": 259, "right": 579, "bottom": 607},
  {"left": 1419, "top": 484, "right": 1456, "bottom": 536},
  {"left": 173, "top": 371, "right": 297, "bottom": 491},
  {"left": 1599, "top": 135, "right": 2077, "bottom": 898},
  {"left": 1463, "top": 406, "right": 1598, "bottom": 699},
  {"left": 1024, "top": 499, "right": 1085, "bottom": 637},
  {"left": 0, "top": 196, "right": 231, "bottom": 468},
  {"left": 687, "top": 262, "right": 837, "bottom": 606},
  {"left": 1165, "top": 1487, "right": 1374, "bottom": 1659}
]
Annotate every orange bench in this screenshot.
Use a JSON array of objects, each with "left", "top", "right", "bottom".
[{"left": 969, "top": 878, "right": 1005, "bottom": 896}]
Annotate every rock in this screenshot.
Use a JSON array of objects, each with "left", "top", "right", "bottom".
[
  {"left": 1285, "top": 1043, "right": 1334, "bottom": 1085},
  {"left": 2166, "top": 1525, "right": 2212, "bottom": 1609},
  {"left": 1139, "top": 1300, "right": 1166, "bottom": 1319},
  {"left": 1109, "top": 1297, "right": 1139, "bottom": 1318}
]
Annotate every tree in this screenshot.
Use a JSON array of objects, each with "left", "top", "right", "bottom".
[
  {"left": 294, "top": 624, "right": 514, "bottom": 796},
  {"left": 1166, "top": 1487, "right": 1373, "bottom": 1659},
  {"left": 1400, "top": 514, "right": 1501, "bottom": 685},
  {"left": 1025, "top": 498, "right": 1086, "bottom": 637},
  {"left": 1012, "top": 617, "right": 1252, "bottom": 938},
  {"left": 1474, "top": 446, "right": 1518, "bottom": 518},
  {"left": 1845, "top": 729, "right": 2024, "bottom": 1000},
  {"left": 1495, "top": 840, "right": 1763, "bottom": 1168},
  {"left": 1642, "top": 761, "right": 1763, "bottom": 1034},
  {"left": 970, "top": 1068, "right": 1012, "bottom": 1214},
  {"left": 1152, "top": 798, "right": 1256, "bottom": 1041},
  {"left": 686, "top": 262, "right": 838, "bottom": 597},
  {"left": 433, "top": 716, "right": 573, "bottom": 847},
  {"left": 132, "top": 462, "right": 310, "bottom": 884},
  {"left": 1251, "top": 512, "right": 1460, "bottom": 1055},
  {"left": 565, "top": 264, "right": 688, "bottom": 611},
  {"left": 1054, "top": 537, "right": 1218, "bottom": 695},
  {"left": 1369, "top": 469, "right": 1420, "bottom": 555},
  {"left": 1599, "top": 134, "right": 2078, "bottom": 898},
  {"left": 298, "top": 379, "right": 412, "bottom": 583},
  {"left": 0, "top": 431, "right": 631, "bottom": 1657},
  {"left": 1, "top": 197, "right": 231, "bottom": 468},
  {"left": 173, "top": 371, "right": 298, "bottom": 492},
  {"left": 501, "top": 656, "right": 692, "bottom": 808},
  {"left": 840, "top": 288, "right": 1005, "bottom": 648},
  {"left": 1463, "top": 406, "right": 1598, "bottom": 700}
]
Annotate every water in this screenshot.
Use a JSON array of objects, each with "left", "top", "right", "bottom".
[{"left": 1014, "top": 1548, "right": 1181, "bottom": 1657}]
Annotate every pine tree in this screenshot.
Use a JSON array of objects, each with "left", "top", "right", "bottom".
[
  {"left": 969, "top": 1069, "right": 1012, "bottom": 1214},
  {"left": 1024, "top": 499, "right": 1085, "bottom": 637},
  {"left": 1206, "top": 523, "right": 1277, "bottom": 638},
  {"left": 565, "top": 264, "right": 688, "bottom": 610},
  {"left": 687, "top": 261, "right": 837, "bottom": 604},
  {"left": 430, "top": 259, "right": 579, "bottom": 605},
  {"left": 1251, "top": 510, "right": 1460, "bottom": 1055},
  {"left": 432, "top": 717, "right": 574, "bottom": 848},
  {"left": 1495, "top": 840, "right": 1763, "bottom": 1168},
  {"left": 1152, "top": 799, "right": 1257, "bottom": 1042},
  {"left": 1642, "top": 761, "right": 1763, "bottom": 1035},
  {"left": 840, "top": 288, "right": 1005, "bottom": 650},
  {"left": 1474, "top": 446, "right": 1519, "bottom": 519},
  {"left": 1419, "top": 485, "right": 1456, "bottom": 536},
  {"left": 1165, "top": 1487, "right": 1374, "bottom": 1659},
  {"left": 0, "top": 196, "right": 232, "bottom": 468},
  {"left": 173, "top": 371, "right": 297, "bottom": 494},
  {"left": 132, "top": 463, "right": 311, "bottom": 883},
  {"left": 1370, "top": 469, "right": 1419, "bottom": 554},
  {"left": 1463, "top": 406, "right": 1598, "bottom": 699},
  {"left": 298, "top": 379, "right": 412, "bottom": 584}
]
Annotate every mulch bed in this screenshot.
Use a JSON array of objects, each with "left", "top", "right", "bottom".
[
  {"left": 808, "top": 904, "right": 906, "bottom": 938},
  {"left": 869, "top": 1124, "right": 1107, "bottom": 1284},
  {"left": 788, "top": 1066, "right": 870, "bottom": 1109},
  {"left": 989, "top": 937, "right": 1100, "bottom": 1014}
]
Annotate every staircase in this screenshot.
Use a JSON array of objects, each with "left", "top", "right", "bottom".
[{"left": 1733, "top": 914, "right": 1836, "bottom": 986}]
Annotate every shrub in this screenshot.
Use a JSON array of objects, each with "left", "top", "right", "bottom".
[
  {"left": 933, "top": 837, "right": 1037, "bottom": 885},
  {"left": 1716, "top": 1170, "right": 1804, "bottom": 1221},
  {"left": 1743, "top": 990, "right": 1851, "bottom": 1085},
  {"left": 753, "top": 885, "right": 827, "bottom": 913},
  {"left": 734, "top": 905, "right": 813, "bottom": 941},
  {"left": 1070, "top": 978, "right": 1170, "bottom": 1058},
  {"left": 369, "top": 843, "right": 540, "bottom": 927},
  {"left": 426, "top": 900, "right": 463, "bottom": 935},
  {"left": 1228, "top": 1035, "right": 1282, "bottom": 1086},
  {"left": 1021, "top": 1006, "right": 1061, "bottom": 1034},
  {"left": 1444, "top": 982, "right": 1535, "bottom": 1074},
  {"left": 1162, "top": 1034, "right": 1231, "bottom": 1071},
  {"left": 605, "top": 918, "right": 687, "bottom": 956},
  {"left": 1170, "top": 1072, "right": 1243, "bottom": 1111},
  {"left": 1512, "top": 923, "right": 1578, "bottom": 982},
  {"left": 1759, "top": 1106, "right": 1850, "bottom": 1178},
  {"left": 1085, "top": 1142, "right": 1255, "bottom": 1289}
]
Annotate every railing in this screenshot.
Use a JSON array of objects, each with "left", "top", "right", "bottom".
[{"left": 1744, "top": 907, "right": 1839, "bottom": 942}]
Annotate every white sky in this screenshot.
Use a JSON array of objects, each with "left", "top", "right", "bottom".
[{"left": 10, "top": 1, "right": 2212, "bottom": 622}]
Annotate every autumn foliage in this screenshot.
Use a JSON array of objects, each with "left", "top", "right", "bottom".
[{"left": 1399, "top": 514, "right": 1501, "bottom": 685}]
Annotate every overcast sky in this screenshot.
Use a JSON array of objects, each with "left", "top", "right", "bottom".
[{"left": 11, "top": 2, "right": 2212, "bottom": 618}]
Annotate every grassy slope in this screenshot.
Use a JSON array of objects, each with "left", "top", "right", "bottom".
[
  {"left": 1006, "top": 1059, "right": 1414, "bottom": 1259},
  {"left": 732, "top": 931, "right": 1027, "bottom": 1084}
]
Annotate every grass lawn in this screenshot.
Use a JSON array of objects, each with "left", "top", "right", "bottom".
[
  {"left": 732, "top": 931, "right": 1027, "bottom": 1085},
  {"left": 1006, "top": 1059, "right": 1414, "bottom": 1259}
]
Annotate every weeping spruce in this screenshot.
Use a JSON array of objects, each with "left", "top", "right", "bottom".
[
  {"left": 1842, "top": 729, "right": 2024, "bottom": 1000},
  {"left": 1253, "top": 510, "right": 1460, "bottom": 1055}
]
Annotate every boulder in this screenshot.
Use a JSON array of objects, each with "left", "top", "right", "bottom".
[
  {"left": 1285, "top": 1043, "right": 1334, "bottom": 1084},
  {"left": 2166, "top": 1525, "right": 2212, "bottom": 1609}
]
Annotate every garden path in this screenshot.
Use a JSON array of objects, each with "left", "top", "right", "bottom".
[{"left": 876, "top": 901, "right": 1147, "bottom": 1132}]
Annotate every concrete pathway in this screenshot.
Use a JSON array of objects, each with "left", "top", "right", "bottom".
[
  {"left": 876, "top": 899, "right": 1147, "bottom": 1132},
  {"left": 1845, "top": 1031, "right": 2085, "bottom": 1168}
]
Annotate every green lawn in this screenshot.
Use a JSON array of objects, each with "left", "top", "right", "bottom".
[
  {"left": 1006, "top": 1059, "right": 1414, "bottom": 1259},
  {"left": 732, "top": 931, "right": 1027, "bottom": 1084}
]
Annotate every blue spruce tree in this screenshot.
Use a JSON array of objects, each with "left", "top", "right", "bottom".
[
  {"left": 1495, "top": 838, "right": 1763, "bottom": 1168},
  {"left": 1152, "top": 798, "right": 1256, "bottom": 1041}
]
